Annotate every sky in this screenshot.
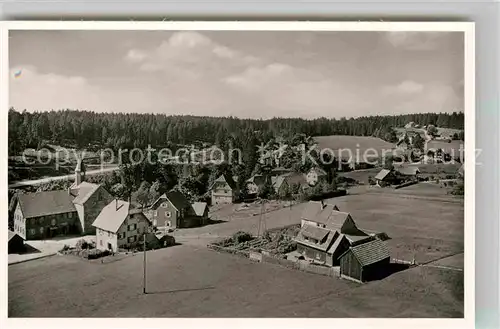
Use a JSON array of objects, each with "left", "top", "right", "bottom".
[{"left": 9, "top": 30, "right": 464, "bottom": 119}]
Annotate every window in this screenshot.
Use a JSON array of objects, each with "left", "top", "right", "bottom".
[
  {"left": 128, "top": 235, "right": 137, "bottom": 243},
  {"left": 127, "top": 224, "right": 137, "bottom": 231},
  {"left": 30, "top": 228, "right": 35, "bottom": 236},
  {"left": 39, "top": 227, "right": 44, "bottom": 234},
  {"left": 68, "top": 213, "right": 72, "bottom": 218},
  {"left": 100, "top": 240, "right": 103, "bottom": 246},
  {"left": 153, "top": 210, "right": 158, "bottom": 216},
  {"left": 165, "top": 211, "right": 171, "bottom": 218},
  {"left": 153, "top": 219, "right": 157, "bottom": 226},
  {"left": 51, "top": 218, "right": 56, "bottom": 226},
  {"left": 166, "top": 220, "right": 171, "bottom": 227},
  {"left": 316, "top": 253, "right": 321, "bottom": 260},
  {"left": 161, "top": 202, "right": 168, "bottom": 208}
]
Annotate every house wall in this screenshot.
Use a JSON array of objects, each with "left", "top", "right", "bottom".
[
  {"left": 74, "top": 203, "right": 85, "bottom": 232},
  {"left": 15, "top": 206, "right": 80, "bottom": 240},
  {"left": 329, "top": 238, "right": 351, "bottom": 266},
  {"left": 113, "top": 213, "right": 151, "bottom": 250},
  {"left": 296, "top": 244, "right": 327, "bottom": 264},
  {"left": 360, "top": 258, "right": 390, "bottom": 281},
  {"left": 152, "top": 199, "right": 180, "bottom": 229},
  {"left": 96, "top": 228, "right": 118, "bottom": 252},
  {"left": 340, "top": 250, "right": 362, "bottom": 281},
  {"left": 8, "top": 235, "right": 25, "bottom": 254},
  {"left": 81, "top": 187, "right": 113, "bottom": 235},
  {"left": 13, "top": 204, "right": 26, "bottom": 239}
]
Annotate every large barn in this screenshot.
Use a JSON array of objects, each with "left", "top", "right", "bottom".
[{"left": 339, "top": 238, "right": 390, "bottom": 283}]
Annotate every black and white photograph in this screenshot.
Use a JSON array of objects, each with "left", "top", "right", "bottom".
[{"left": 5, "top": 22, "right": 473, "bottom": 320}]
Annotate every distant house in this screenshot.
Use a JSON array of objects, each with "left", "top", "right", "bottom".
[
  {"left": 147, "top": 191, "right": 201, "bottom": 229},
  {"left": 210, "top": 174, "right": 239, "bottom": 205},
  {"left": 92, "top": 199, "right": 151, "bottom": 253},
  {"left": 394, "top": 166, "right": 420, "bottom": 178},
  {"left": 404, "top": 122, "right": 416, "bottom": 129},
  {"left": 272, "top": 172, "right": 308, "bottom": 195},
  {"left": 306, "top": 167, "right": 327, "bottom": 186},
  {"left": 339, "top": 238, "right": 390, "bottom": 282},
  {"left": 245, "top": 174, "right": 268, "bottom": 197},
  {"left": 8, "top": 230, "right": 25, "bottom": 254},
  {"left": 374, "top": 169, "right": 397, "bottom": 187},
  {"left": 294, "top": 226, "right": 350, "bottom": 266},
  {"left": 14, "top": 190, "right": 80, "bottom": 240}
]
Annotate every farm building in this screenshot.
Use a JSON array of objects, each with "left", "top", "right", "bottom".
[
  {"left": 339, "top": 238, "right": 391, "bottom": 282},
  {"left": 8, "top": 230, "right": 25, "bottom": 254},
  {"left": 394, "top": 165, "right": 420, "bottom": 178},
  {"left": 294, "top": 227, "right": 350, "bottom": 266},
  {"left": 300, "top": 201, "right": 369, "bottom": 242},
  {"left": 12, "top": 160, "right": 113, "bottom": 239},
  {"left": 374, "top": 169, "right": 398, "bottom": 187},
  {"left": 210, "top": 174, "right": 239, "bottom": 205},
  {"left": 271, "top": 172, "right": 309, "bottom": 195}
]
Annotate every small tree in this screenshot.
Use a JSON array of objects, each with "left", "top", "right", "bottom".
[
  {"left": 427, "top": 124, "right": 438, "bottom": 136},
  {"left": 132, "top": 181, "right": 151, "bottom": 208},
  {"left": 259, "top": 179, "right": 275, "bottom": 199}
]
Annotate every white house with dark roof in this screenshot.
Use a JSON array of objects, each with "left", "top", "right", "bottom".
[
  {"left": 305, "top": 167, "right": 327, "bottom": 186},
  {"left": 92, "top": 199, "right": 151, "bottom": 252}
]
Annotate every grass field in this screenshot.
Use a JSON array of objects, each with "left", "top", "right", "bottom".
[
  {"left": 314, "top": 135, "right": 396, "bottom": 160},
  {"left": 8, "top": 243, "right": 462, "bottom": 317},
  {"left": 427, "top": 140, "right": 464, "bottom": 157},
  {"left": 8, "top": 184, "right": 464, "bottom": 318}
]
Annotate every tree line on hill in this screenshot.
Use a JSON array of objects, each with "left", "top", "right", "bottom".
[{"left": 8, "top": 108, "right": 464, "bottom": 155}]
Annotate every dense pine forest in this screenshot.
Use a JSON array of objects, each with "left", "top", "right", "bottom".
[{"left": 8, "top": 108, "right": 464, "bottom": 154}]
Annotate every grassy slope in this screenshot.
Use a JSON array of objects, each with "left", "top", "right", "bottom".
[{"left": 314, "top": 136, "right": 396, "bottom": 160}]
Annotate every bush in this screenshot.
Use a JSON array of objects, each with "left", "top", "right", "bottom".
[
  {"left": 232, "top": 231, "right": 253, "bottom": 244},
  {"left": 75, "top": 239, "right": 91, "bottom": 250}
]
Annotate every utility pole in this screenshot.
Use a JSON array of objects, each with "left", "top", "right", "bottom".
[{"left": 143, "top": 232, "right": 147, "bottom": 294}]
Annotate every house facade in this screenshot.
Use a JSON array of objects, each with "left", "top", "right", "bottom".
[
  {"left": 14, "top": 190, "right": 80, "bottom": 240},
  {"left": 93, "top": 199, "right": 151, "bottom": 252},
  {"left": 294, "top": 227, "right": 350, "bottom": 266},
  {"left": 70, "top": 182, "right": 113, "bottom": 235},
  {"left": 210, "top": 174, "right": 238, "bottom": 205},
  {"left": 146, "top": 191, "right": 205, "bottom": 229}
]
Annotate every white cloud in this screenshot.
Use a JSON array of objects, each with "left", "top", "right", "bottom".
[
  {"left": 383, "top": 80, "right": 424, "bottom": 95},
  {"left": 9, "top": 66, "right": 107, "bottom": 111},
  {"left": 385, "top": 32, "right": 444, "bottom": 51}
]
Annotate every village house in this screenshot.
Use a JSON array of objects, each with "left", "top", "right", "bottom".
[
  {"left": 394, "top": 165, "right": 420, "bottom": 179},
  {"left": 92, "top": 199, "right": 150, "bottom": 253},
  {"left": 13, "top": 190, "right": 80, "bottom": 240},
  {"left": 245, "top": 174, "right": 268, "bottom": 198},
  {"left": 339, "top": 238, "right": 391, "bottom": 282},
  {"left": 294, "top": 227, "right": 350, "bottom": 266},
  {"left": 210, "top": 174, "right": 238, "bottom": 205},
  {"left": 146, "top": 191, "right": 206, "bottom": 230},
  {"left": 69, "top": 159, "right": 113, "bottom": 234},
  {"left": 271, "top": 172, "right": 308, "bottom": 196},
  {"left": 305, "top": 167, "right": 327, "bottom": 186}
]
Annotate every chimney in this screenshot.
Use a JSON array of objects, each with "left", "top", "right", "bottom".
[
  {"left": 320, "top": 199, "right": 326, "bottom": 209},
  {"left": 115, "top": 199, "right": 118, "bottom": 211}
]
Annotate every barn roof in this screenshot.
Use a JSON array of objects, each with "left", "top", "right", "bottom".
[
  {"left": 374, "top": 169, "right": 391, "bottom": 180},
  {"left": 301, "top": 201, "right": 346, "bottom": 226},
  {"left": 72, "top": 182, "right": 101, "bottom": 205},
  {"left": 300, "top": 224, "right": 330, "bottom": 241},
  {"left": 150, "top": 191, "right": 191, "bottom": 211},
  {"left": 92, "top": 199, "right": 131, "bottom": 233},
  {"left": 342, "top": 239, "right": 390, "bottom": 267},
  {"left": 18, "top": 191, "right": 77, "bottom": 219}
]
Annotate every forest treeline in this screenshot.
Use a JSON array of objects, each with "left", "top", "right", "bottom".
[{"left": 8, "top": 108, "right": 464, "bottom": 154}]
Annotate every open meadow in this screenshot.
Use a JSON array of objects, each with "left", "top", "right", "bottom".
[{"left": 314, "top": 135, "right": 396, "bottom": 160}]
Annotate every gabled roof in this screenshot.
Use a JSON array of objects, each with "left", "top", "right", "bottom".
[
  {"left": 327, "top": 233, "right": 347, "bottom": 255},
  {"left": 210, "top": 174, "right": 237, "bottom": 190},
  {"left": 18, "top": 191, "right": 76, "bottom": 219},
  {"left": 72, "top": 182, "right": 101, "bottom": 205},
  {"left": 340, "top": 238, "right": 390, "bottom": 267},
  {"left": 294, "top": 224, "right": 338, "bottom": 252},
  {"left": 246, "top": 174, "right": 267, "bottom": 187},
  {"left": 192, "top": 202, "right": 208, "bottom": 217},
  {"left": 92, "top": 199, "right": 134, "bottom": 233},
  {"left": 301, "top": 201, "right": 343, "bottom": 226},
  {"left": 151, "top": 191, "right": 191, "bottom": 211},
  {"left": 374, "top": 169, "right": 392, "bottom": 180}
]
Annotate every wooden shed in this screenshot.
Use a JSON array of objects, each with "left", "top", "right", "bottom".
[{"left": 339, "top": 238, "right": 390, "bottom": 282}]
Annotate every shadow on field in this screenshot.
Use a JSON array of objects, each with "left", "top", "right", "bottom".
[
  {"left": 19, "top": 243, "right": 41, "bottom": 255},
  {"left": 201, "top": 219, "right": 227, "bottom": 227},
  {"left": 146, "top": 286, "right": 216, "bottom": 295},
  {"left": 366, "top": 263, "right": 413, "bottom": 282}
]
